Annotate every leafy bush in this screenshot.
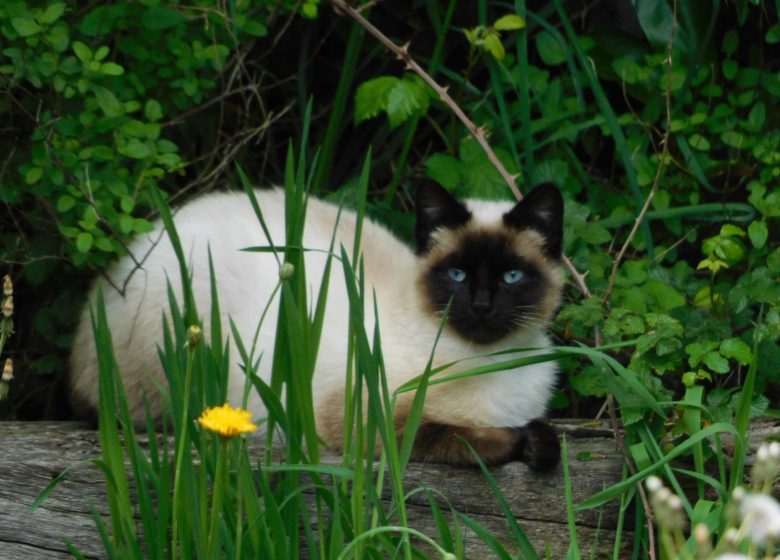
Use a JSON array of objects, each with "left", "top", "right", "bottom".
[{"left": 4, "top": 0, "right": 779, "bottom": 557}]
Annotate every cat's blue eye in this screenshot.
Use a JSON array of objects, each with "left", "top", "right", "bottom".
[
  {"left": 503, "top": 270, "right": 524, "bottom": 284},
  {"left": 448, "top": 268, "right": 467, "bottom": 283}
]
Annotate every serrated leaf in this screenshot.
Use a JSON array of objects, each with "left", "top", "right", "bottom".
[
  {"left": 40, "top": 3, "right": 66, "bottom": 24},
  {"left": 493, "top": 14, "right": 525, "bottom": 31},
  {"left": 748, "top": 220, "right": 768, "bottom": 248},
  {"left": 11, "top": 17, "right": 41, "bottom": 37},
  {"left": 720, "top": 338, "right": 752, "bottom": 365},
  {"left": 73, "top": 41, "right": 91, "bottom": 62},
  {"left": 76, "top": 232, "right": 93, "bottom": 253},
  {"left": 424, "top": 153, "right": 462, "bottom": 190},
  {"left": 386, "top": 79, "right": 421, "bottom": 128},
  {"left": 354, "top": 76, "right": 397, "bottom": 124}
]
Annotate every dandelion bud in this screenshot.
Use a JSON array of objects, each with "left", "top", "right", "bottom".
[
  {"left": 279, "top": 262, "right": 295, "bottom": 281},
  {"left": 2, "top": 358, "right": 12, "bottom": 382},
  {"left": 2, "top": 295, "right": 12, "bottom": 317},
  {"left": 186, "top": 325, "right": 202, "bottom": 348},
  {"left": 2, "top": 275, "right": 11, "bottom": 296}
]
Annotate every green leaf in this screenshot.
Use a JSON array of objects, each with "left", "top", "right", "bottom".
[
  {"left": 720, "top": 224, "right": 746, "bottom": 238},
  {"left": 424, "top": 153, "right": 462, "bottom": 190},
  {"left": 354, "top": 76, "right": 397, "bottom": 124},
  {"left": 493, "top": 14, "right": 526, "bottom": 31},
  {"left": 703, "top": 351, "right": 730, "bottom": 374},
  {"left": 25, "top": 167, "right": 44, "bottom": 185},
  {"left": 122, "top": 140, "right": 151, "bottom": 159},
  {"left": 76, "top": 232, "right": 93, "bottom": 253},
  {"left": 142, "top": 7, "right": 183, "bottom": 30},
  {"left": 56, "top": 195, "right": 76, "bottom": 212},
  {"left": 720, "top": 338, "right": 752, "bottom": 365},
  {"left": 92, "top": 86, "right": 122, "bottom": 117},
  {"left": 119, "top": 214, "right": 133, "bottom": 234},
  {"left": 688, "top": 133, "right": 710, "bottom": 151},
  {"left": 100, "top": 62, "right": 124, "bottom": 76},
  {"left": 767, "top": 24, "right": 780, "bottom": 44},
  {"left": 144, "top": 100, "right": 163, "bottom": 122},
  {"left": 39, "top": 3, "right": 66, "bottom": 25},
  {"left": 748, "top": 220, "right": 768, "bottom": 248},
  {"left": 94, "top": 45, "right": 109, "bottom": 62},
  {"left": 239, "top": 19, "right": 268, "bottom": 37},
  {"left": 133, "top": 218, "right": 155, "bottom": 234},
  {"left": 482, "top": 32, "right": 505, "bottom": 60},
  {"left": 747, "top": 102, "right": 766, "bottom": 132},
  {"left": 301, "top": 2, "right": 318, "bottom": 19},
  {"left": 722, "top": 29, "right": 739, "bottom": 55},
  {"left": 386, "top": 77, "right": 428, "bottom": 128},
  {"left": 11, "top": 17, "right": 41, "bottom": 37},
  {"left": 73, "top": 41, "right": 91, "bottom": 62},
  {"left": 535, "top": 31, "right": 567, "bottom": 66},
  {"left": 722, "top": 59, "right": 738, "bottom": 80}
]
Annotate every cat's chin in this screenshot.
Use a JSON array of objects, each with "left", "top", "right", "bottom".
[{"left": 450, "top": 320, "right": 545, "bottom": 347}]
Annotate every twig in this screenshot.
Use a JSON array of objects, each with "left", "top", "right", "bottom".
[
  {"left": 331, "top": 0, "right": 592, "bottom": 298},
  {"left": 602, "top": 53, "right": 674, "bottom": 306}
]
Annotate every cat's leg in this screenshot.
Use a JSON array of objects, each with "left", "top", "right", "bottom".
[{"left": 408, "top": 419, "right": 560, "bottom": 470}]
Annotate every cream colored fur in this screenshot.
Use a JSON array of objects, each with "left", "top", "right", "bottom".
[{"left": 70, "top": 189, "right": 559, "bottom": 440}]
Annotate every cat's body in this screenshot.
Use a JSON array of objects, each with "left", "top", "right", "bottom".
[{"left": 70, "top": 184, "right": 565, "bottom": 468}]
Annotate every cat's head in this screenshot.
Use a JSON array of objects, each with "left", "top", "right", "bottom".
[{"left": 415, "top": 182, "right": 564, "bottom": 345}]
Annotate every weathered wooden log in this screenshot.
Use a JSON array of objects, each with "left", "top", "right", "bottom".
[{"left": 0, "top": 420, "right": 631, "bottom": 559}]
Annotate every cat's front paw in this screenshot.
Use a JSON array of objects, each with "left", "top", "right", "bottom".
[{"left": 512, "top": 419, "right": 560, "bottom": 471}]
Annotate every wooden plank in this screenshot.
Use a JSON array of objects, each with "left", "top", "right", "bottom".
[{"left": 0, "top": 421, "right": 630, "bottom": 558}]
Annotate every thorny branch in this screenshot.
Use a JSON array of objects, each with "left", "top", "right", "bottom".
[{"left": 331, "top": 0, "right": 592, "bottom": 299}]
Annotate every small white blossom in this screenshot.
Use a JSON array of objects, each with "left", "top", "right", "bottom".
[
  {"left": 713, "top": 554, "right": 754, "bottom": 560},
  {"left": 740, "top": 493, "right": 780, "bottom": 546},
  {"left": 646, "top": 475, "right": 662, "bottom": 493}
]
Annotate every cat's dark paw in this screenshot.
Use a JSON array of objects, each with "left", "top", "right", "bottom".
[{"left": 512, "top": 419, "right": 560, "bottom": 471}]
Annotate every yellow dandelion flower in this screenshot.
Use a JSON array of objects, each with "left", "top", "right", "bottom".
[{"left": 198, "top": 403, "right": 257, "bottom": 438}]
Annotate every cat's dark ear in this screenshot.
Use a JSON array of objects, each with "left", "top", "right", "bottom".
[
  {"left": 414, "top": 182, "right": 471, "bottom": 253},
  {"left": 503, "top": 183, "right": 564, "bottom": 259}
]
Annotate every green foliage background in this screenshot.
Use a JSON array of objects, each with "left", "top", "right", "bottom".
[{"left": 1, "top": 0, "right": 778, "bottom": 435}]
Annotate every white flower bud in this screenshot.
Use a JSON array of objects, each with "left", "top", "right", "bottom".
[
  {"left": 646, "top": 475, "right": 663, "bottom": 493},
  {"left": 2, "top": 358, "right": 12, "bottom": 382},
  {"left": 279, "top": 262, "right": 295, "bottom": 281}
]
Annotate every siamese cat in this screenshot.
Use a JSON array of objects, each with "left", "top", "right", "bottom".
[{"left": 70, "top": 182, "right": 564, "bottom": 470}]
